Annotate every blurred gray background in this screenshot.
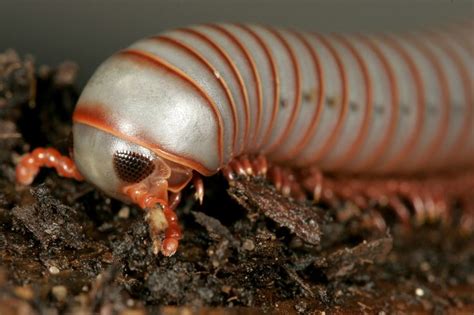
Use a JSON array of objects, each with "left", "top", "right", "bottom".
[{"left": 2, "top": 0, "right": 473, "bottom": 86}]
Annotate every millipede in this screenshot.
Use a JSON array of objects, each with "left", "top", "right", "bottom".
[{"left": 15, "top": 22, "right": 474, "bottom": 256}]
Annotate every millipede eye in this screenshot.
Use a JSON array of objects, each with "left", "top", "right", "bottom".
[{"left": 113, "top": 151, "right": 155, "bottom": 183}]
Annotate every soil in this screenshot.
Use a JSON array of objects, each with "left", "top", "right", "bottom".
[{"left": 0, "top": 50, "right": 473, "bottom": 314}]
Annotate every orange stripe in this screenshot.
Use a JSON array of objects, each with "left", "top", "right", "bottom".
[
  {"left": 283, "top": 30, "right": 325, "bottom": 160},
  {"left": 329, "top": 34, "right": 373, "bottom": 172},
  {"left": 152, "top": 35, "right": 238, "bottom": 159},
  {"left": 356, "top": 34, "right": 399, "bottom": 172},
  {"left": 446, "top": 26, "right": 474, "bottom": 162},
  {"left": 115, "top": 49, "right": 223, "bottom": 170},
  {"left": 380, "top": 35, "right": 425, "bottom": 173},
  {"left": 73, "top": 104, "right": 217, "bottom": 176},
  {"left": 207, "top": 23, "right": 264, "bottom": 151},
  {"left": 303, "top": 32, "right": 349, "bottom": 165},
  {"left": 264, "top": 27, "right": 302, "bottom": 154},
  {"left": 429, "top": 30, "right": 473, "bottom": 167},
  {"left": 404, "top": 33, "right": 450, "bottom": 171},
  {"left": 178, "top": 27, "right": 251, "bottom": 154},
  {"left": 237, "top": 24, "right": 280, "bottom": 152}
]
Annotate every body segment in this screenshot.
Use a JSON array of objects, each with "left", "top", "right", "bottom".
[{"left": 74, "top": 23, "right": 474, "bottom": 177}]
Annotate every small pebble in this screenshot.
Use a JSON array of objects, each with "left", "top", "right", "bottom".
[
  {"left": 242, "top": 239, "right": 255, "bottom": 251},
  {"left": 118, "top": 206, "right": 130, "bottom": 219},
  {"left": 294, "top": 300, "right": 308, "bottom": 313},
  {"left": 415, "top": 288, "right": 424, "bottom": 297},
  {"left": 51, "top": 285, "right": 67, "bottom": 302},
  {"left": 427, "top": 274, "right": 435, "bottom": 283},
  {"left": 48, "top": 266, "right": 60, "bottom": 274},
  {"left": 420, "top": 261, "right": 431, "bottom": 272}
]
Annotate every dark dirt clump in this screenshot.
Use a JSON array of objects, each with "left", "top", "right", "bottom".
[{"left": 0, "top": 50, "right": 473, "bottom": 314}]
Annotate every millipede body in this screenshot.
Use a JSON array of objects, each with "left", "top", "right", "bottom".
[{"left": 16, "top": 22, "right": 474, "bottom": 256}]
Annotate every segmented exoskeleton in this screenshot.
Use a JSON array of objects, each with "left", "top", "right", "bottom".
[{"left": 16, "top": 22, "right": 474, "bottom": 256}]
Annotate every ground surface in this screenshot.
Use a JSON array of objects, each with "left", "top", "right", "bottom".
[{"left": 0, "top": 51, "right": 473, "bottom": 314}]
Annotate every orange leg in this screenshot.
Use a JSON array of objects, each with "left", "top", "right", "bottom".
[
  {"left": 169, "top": 192, "right": 182, "bottom": 210},
  {"left": 162, "top": 205, "right": 181, "bottom": 256},
  {"left": 222, "top": 155, "right": 268, "bottom": 181},
  {"left": 239, "top": 155, "right": 254, "bottom": 175},
  {"left": 221, "top": 166, "right": 235, "bottom": 182},
  {"left": 224, "top": 155, "right": 309, "bottom": 200},
  {"left": 281, "top": 168, "right": 292, "bottom": 197},
  {"left": 230, "top": 159, "right": 247, "bottom": 177},
  {"left": 255, "top": 155, "right": 268, "bottom": 176},
  {"left": 192, "top": 174, "right": 204, "bottom": 205},
  {"left": 16, "top": 147, "right": 83, "bottom": 185},
  {"left": 269, "top": 166, "right": 283, "bottom": 191},
  {"left": 123, "top": 183, "right": 182, "bottom": 256},
  {"left": 122, "top": 173, "right": 205, "bottom": 257},
  {"left": 267, "top": 165, "right": 307, "bottom": 200}
]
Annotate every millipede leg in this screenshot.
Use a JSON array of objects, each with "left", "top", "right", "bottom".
[
  {"left": 16, "top": 147, "right": 83, "bottom": 185},
  {"left": 145, "top": 205, "right": 169, "bottom": 255},
  {"left": 169, "top": 192, "right": 182, "bottom": 210},
  {"left": 144, "top": 201, "right": 182, "bottom": 256},
  {"left": 239, "top": 155, "right": 253, "bottom": 175},
  {"left": 255, "top": 155, "right": 268, "bottom": 176},
  {"left": 221, "top": 166, "right": 235, "bottom": 181},
  {"left": 363, "top": 209, "right": 387, "bottom": 232},
  {"left": 123, "top": 182, "right": 182, "bottom": 256},
  {"left": 230, "top": 159, "right": 247, "bottom": 177},
  {"left": 266, "top": 165, "right": 306, "bottom": 200},
  {"left": 192, "top": 174, "right": 204, "bottom": 204},
  {"left": 290, "top": 181, "right": 306, "bottom": 201},
  {"left": 222, "top": 155, "right": 269, "bottom": 182},
  {"left": 161, "top": 205, "right": 182, "bottom": 256},
  {"left": 143, "top": 203, "right": 182, "bottom": 256},
  {"left": 311, "top": 169, "right": 324, "bottom": 203},
  {"left": 387, "top": 196, "right": 411, "bottom": 225},
  {"left": 281, "top": 168, "right": 292, "bottom": 197},
  {"left": 460, "top": 204, "right": 474, "bottom": 235},
  {"left": 269, "top": 166, "right": 283, "bottom": 191},
  {"left": 301, "top": 167, "right": 336, "bottom": 204}
]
